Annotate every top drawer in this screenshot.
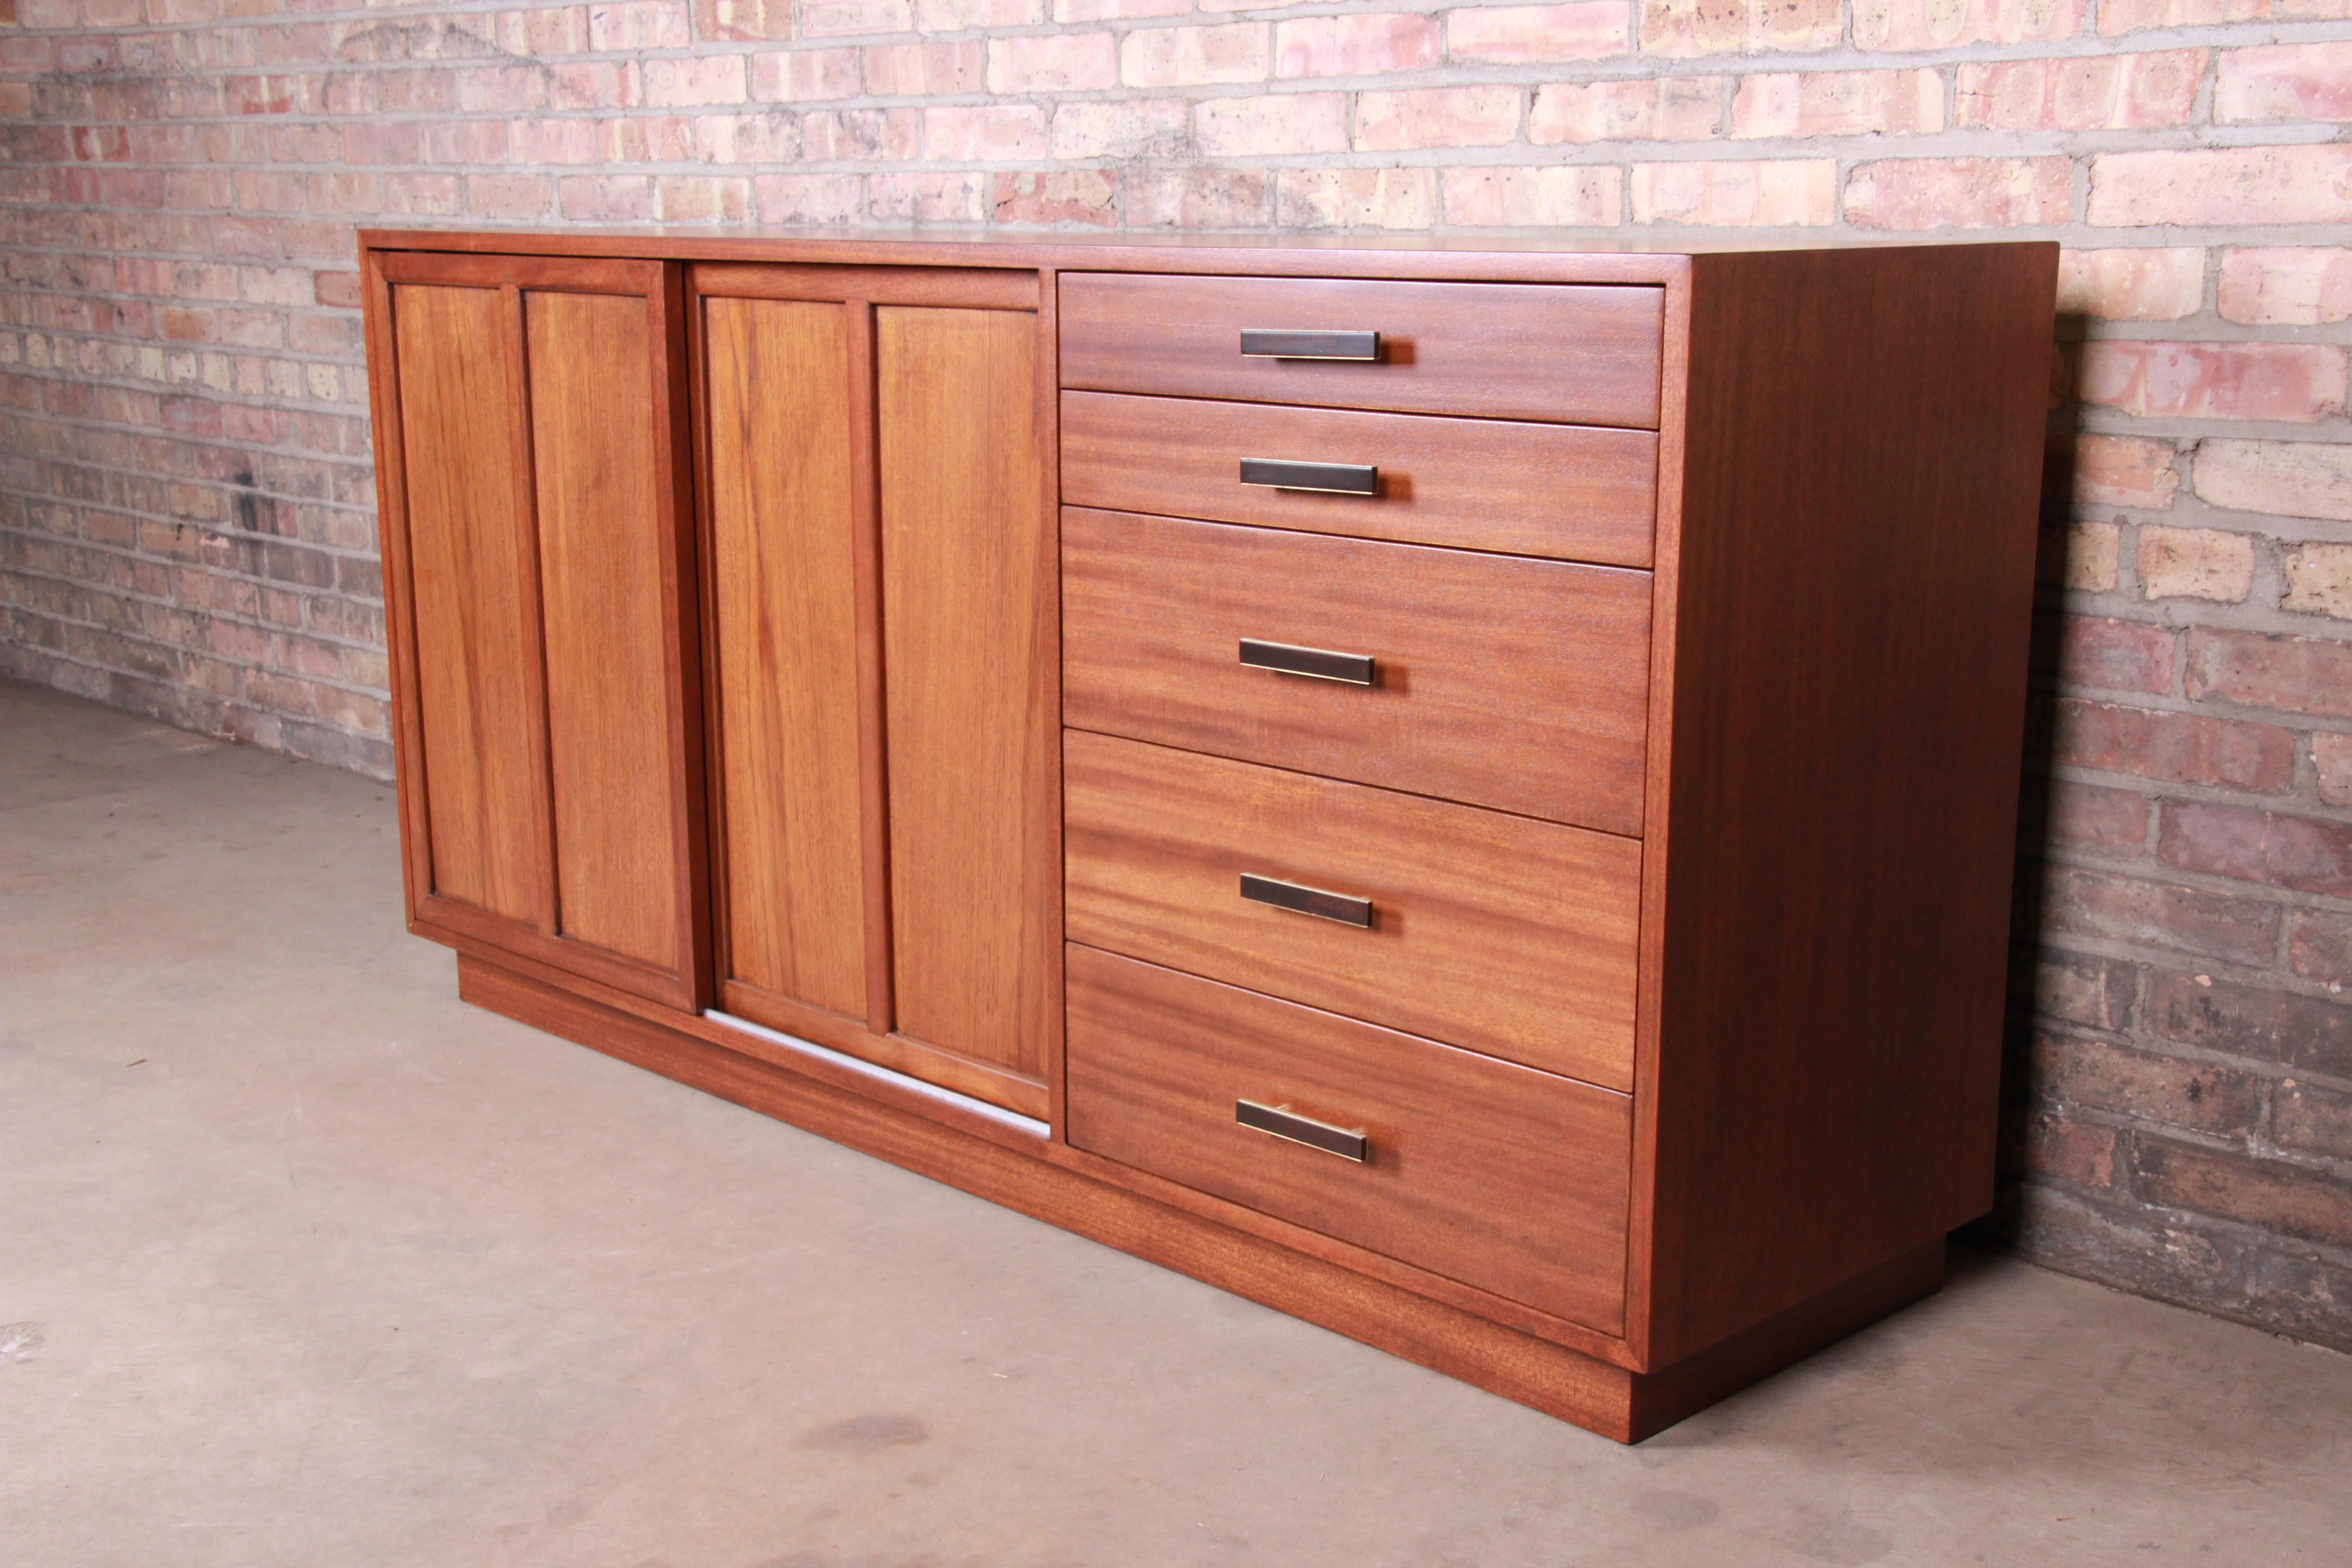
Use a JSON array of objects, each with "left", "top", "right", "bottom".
[{"left": 1059, "top": 274, "right": 1664, "bottom": 430}]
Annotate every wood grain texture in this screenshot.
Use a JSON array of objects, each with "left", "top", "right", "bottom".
[
  {"left": 877, "top": 305, "right": 1055, "bottom": 1086},
  {"left": 1066, "top": 945, "right": 1632, "bottom": 1332},
  {"left": 701, "top": 295, "right": 868, "bottom": 1018},
  {"left": 526, "top": 289, "right": 684, "bottom": 971},
  {"left": 1637, "top": 242, "right": 2057, "bottom": 1365},
  {"left": 390, "top": 282, "right": 551, "bottom": 928},
  {"left": 1061, "top": 392, "right": 1656, "bottom": 565},
  {"left": 1062, "top": 507, "right": 1651, "bottom": 832},
  {"left": 696, "top": 262, "right": 1038, "bottom": 309},
  {"left": 1064, "top": 731, "right": 1641, "bottom": 1090},
  {"left": 1058, "top": 273, "right": 1665, "bottom": 429}
]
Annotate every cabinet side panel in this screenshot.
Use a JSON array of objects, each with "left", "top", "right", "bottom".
[
  {"left": 703, "top": 297, "right": 869, "bottom": 1018},
  {"left": 391, "top": 283, "right": 546, "bottom": 924},
  {"left": 525, "top": 289, "right": 684, "bottom": 970},
  {"left": 877, "top": 305, "right": 1054, "bottom": 1082},
  {"left": 1644, "top": 244, "right": 2058, "bottom": 1365}
]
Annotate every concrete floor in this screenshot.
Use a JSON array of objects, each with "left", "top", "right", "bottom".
[{"left": 4, "top": 678, "right": 2349, "bottom": 1567}]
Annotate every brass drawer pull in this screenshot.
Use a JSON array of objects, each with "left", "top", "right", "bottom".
[
  {"left": 1238, "top": 458, "right": 1378, "bottom": 496},
  {"left": 1237, "top": 1100, "right": 1368, "bottom": 1162},
  {"left": 1238, "top": 638, "right": 1375, "bottom": 686},
  {"left": 1240, "top": 873, "right": 1373, "bottom": 929},
  {"left": 1239, "top": 328, "right": 1380, "bottom": 362}
]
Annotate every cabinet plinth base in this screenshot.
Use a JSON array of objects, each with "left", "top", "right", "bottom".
[{"left": 454, "top": 953, "right": 1947, "bottom": 1443}]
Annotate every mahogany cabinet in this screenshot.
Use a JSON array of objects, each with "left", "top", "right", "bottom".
[{"left": 363, "top": 230, "right": 2058, "bottom": 1442}]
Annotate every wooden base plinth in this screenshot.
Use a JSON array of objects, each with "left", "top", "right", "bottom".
[{"left": 457, "top": 953, "right": 1947, "bottom": 1443}]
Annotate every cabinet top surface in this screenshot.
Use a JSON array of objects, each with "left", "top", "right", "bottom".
[{"left": 358, "top": 226, "right": 2054, "bottom": 283}]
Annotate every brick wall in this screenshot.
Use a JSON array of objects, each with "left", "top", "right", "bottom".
[{"left": 3, "top": 0, "right": 2349, "bottom": 1349}]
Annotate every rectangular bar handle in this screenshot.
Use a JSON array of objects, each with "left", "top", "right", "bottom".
[
  {"left": 1239, "top": 638, "right": 1375, "bottom": 686},
  {"left": 1238, "top": 458, "right": 1378, "bottom": 496},
  {"left": 1237, "top": 1100, "right": 1369, "bottom": 1162},
  {"left": 1240, "top": 873, "right": 1373, "bottom": 929},
  {"left": 1240, "top": 329, "right": 1380, "bottom": 362}
]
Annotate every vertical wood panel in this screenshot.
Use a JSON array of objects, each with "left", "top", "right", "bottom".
[
  {"left": 392, "top": 282, "right": 549, "bottom": 926},
  {"left": 703, "top": 296, "right": 868, "bottom": 1018},
  {"left": 525, "top": 289, "right": 681, "bottom": 970},
  {"left": 877, "top": 305, "right": 1053, "bottom": 1083}
]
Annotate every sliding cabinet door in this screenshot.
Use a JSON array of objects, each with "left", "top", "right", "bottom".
[
  {"left": 692, "top": 265, "right": 1054, "bottom": 1120},
  {"left": 368, "top": 252, "right": 708, "bottom": 1011}
]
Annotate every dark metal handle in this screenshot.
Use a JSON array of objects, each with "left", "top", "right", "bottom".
[
  {"left": 1240, "top": 329, "right": 1379, "bottom": 362},
  {"left": 1240, "top": 873, "right": 1373, "bottom": 929},
  {"left": 1238, "top": 458, "right": 1378, "bottom": 496},
  {"left": 1239, "top": 639, "right": 1374, "bottom": 686},
  {"left": 1237, "top": 1100, "right": 1368, "bottom": 1162}
]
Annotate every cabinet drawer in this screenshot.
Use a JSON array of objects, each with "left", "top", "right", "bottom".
[
  {"left": 1061, "top": 391, "right": 1655, "bottom": 566},
  {"left": 1067, "top": 945, "right": 1632, "bottom": 1333},
  {"left": 1059, "top": 273, "right": 1663, "bottom": 430},
  {"left": 1063, "top": 508, "right": 1651, "bottom": 833},
  {"left": 1064, "top": 731, "right": 1640, "bottom": 1090}
]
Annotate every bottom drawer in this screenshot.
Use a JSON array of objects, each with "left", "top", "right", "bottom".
[{"left": 1066, "top": 944, "right": 1631, "bottom": 1334}]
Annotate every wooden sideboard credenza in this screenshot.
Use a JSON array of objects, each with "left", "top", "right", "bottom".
[{"left": 358, "top": 230, "right": 2057, "bottom": 1442}]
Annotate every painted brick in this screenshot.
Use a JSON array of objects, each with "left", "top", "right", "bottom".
[
  {"left": 1535, "top": 78, "right": 1720, "bottom": 144},
  {"left": 988, "top": 33, "right": 1117, "bottom": 94},
  {"left": 1630, "top": 159, "right": 1836, "bottom": 225},
  {"left": 1274, "top": 167, "right": 1435, "bottom": 229},
  {"left": 752, "top": 48, "right": 861, "bottom": 103},
  {"left": 2145, "top": 968, "right": 2352, "bottom": 1077},
  {"left": 2072, "top": 434, "right": 2180, "bottom": 508},
  {"left": 2219, "top": 248, "right": 2352, "bottom": 326},
  {"left": 1443, "top": 166, "right": 1622, "bottom": 227},
  {"left": 1052, "top": 98, "right": 1190, "bottom": 160},
  {"left": 1640, "top": 0, "right": 1840, "bottom": 55},
  {"left": 1854, "top": 0, "right": 2084, "bottom": 49},
  {"left": 1275, "top": 14, "right": 1440, "bottom": 79},
  {"left": 2053, "top": 698, "right": 2295, "bottom": 793},
  {"left": 2195, "top": 441, "right": 2352, "bottom": 524},
  {"left": 2047, "top": 864, "right": 2279, "bottom": 968},
  {"left": 2138, "top": 1140, "right": 2352, "bottom": 1251},
  {"left": 2052, "top": 614, "right": 2177, "bottom": 694},
  {"left": 2289, "top": 906, "right": 2352, "bottom": 981},
  {"left": 1193, "top": 93, "right": 1347, "bottom": 157},
  {"left": 1956, "top": 51, "right": 2202, "bottom": 131},
  {"left": 2215, "top": 40, "right": 2352, "bottom": 124},
  {"left": 1122, "top": 23, "right": 1266, "bottom": 88},
  {"left": 1357, "top": 86, "right": 1522, "bottom": 150},
  {"left": 2137, "top": 524, "right": 2255, "bottom": 604},
  {"left": 2082, "top": 341, "right": 2347, "bottom": 424},
  {"left": 2159, "top": 799, "right": 2352, "bottom": 897},
  {"left": 1448, "top": 2, "right": 1628, "bottom": 64},
  {"left": 1730, "top": 70, "right": 1944, "bottom": 138},
  {"left": 2283, "top": 543, "right": 2352, "bottom": 622},
  {"left": 2058, "top": 249, "right": 2205, "bottom": 322},
  {"left": 2090, "top": 145, "right": 2352, "bottom": 228},
  {"left": 1846, "top": 157, "right": 2073, "bottom": 230},
  {"left": 2186, "top": 627, "right": 2352, "bottom": 719},
  {"left": 2032, "top": 1033, "right": 2262, "bottom": 1137}
]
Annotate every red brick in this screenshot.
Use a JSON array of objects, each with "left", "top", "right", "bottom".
[
  {"left": 753, "top": 172, "right": 862, "bottom": 225},
  {"left": 1120, "top": 167, "right": 1273, "bottom": 229},
  {"left": 1846, "top": 157, "right": 2073, "bottom": 230},
  {"left": 797, "top": 0, "right": 911, "bottom": 34},
  {"left": 2032, "top": 1032, "right": 2262, "bottom": 1136},
  {"left": 990, "top": 31, "right": 1117, "bottom": 93},
  {"left": 862, "top": 41, "right": 985, "bottom": 97},
  {"left": 921, "top": 0, "right": 1041, "bottom": 27},
  {"left": 2090, "top": 145, "right": 2352, "bottom": 227},
  {"left": 1730, "top": 69, "right": 1943, "bottom": 138},
  {"left": 2317, "top": 732, "right": 2352, "bottom": 807},
  {"left": 922, "top": 104, "right": 1049, "bottom": 162},
  {"left": 1854, "top": 0, "right": 2086, "bottom": 49},
  {"left": 867, "top": 170, "right": 983, "bottom": 223},
  {"left": 2145, "top": 968, "right": 2352, "bottom": 1076},
  {"left": 1052, "top": 98, "right": 1189, "bottom": 161},
  {"left": 2185, "top": 627, "right": 2352, "bottom": 719},
  {"left": 1274, "top": 167, "right": 1434, "bottom": 230},
  {"left": 2193, "top": 440, "right": 2352, "bottom": 524},
  {"left": 990, "top": 169, "right": 1117, "bottom": 227},
  {"left": 2290, "top": 910, "right": 2352, "bottom": 986},
  {"left": 1535, "top": 78, "right": 1720, "bottom": 143},
  {"left": 2048, "top": 614, "right": 2177, "bottom": 694},
  {"left": 1957, "top": 51, "right": 2202, "bottom": 130},
  {"left": 2045, "top": 865, "right": 2282, "bottom": 965},
  {"left": 1443, "top": 166, "right": 1622, "bottom": 227},
  {"left": 2216, "top": 39, "right": 2352, "bottom": 124},
  {"left": 2058, "top": 248, "right": 2205, "bottom": 321},
  {"left": 2082, "top": 340, "right": 2347, "bottom": 423},
  {"left": 2042, "top": 779, "right": 2151, "bottom": 852},
  {"left": 1274, "top": 14, "right": 1440, "bottom": 78},
  {"left": 2053, "top": 699, "right": 2295, "bottom": 794},
  {"left": 1630, "top": 159, "right": 1835, "bottom": 225},
  {"left": 2138, "top": 1139, "right": 2352, "bottom": 1250},
  {"left": 2137, "top": 525, "right": 2255, "bottom": 604},
  {"left": 1642, "top": 0, "right": 1840, "bottom": 54},
  {"left": 2071, "top": 434, "right": 2180, "bottom": 508},
  {"left": 2159, "top": 799, "right": 2352, "bottom": 896},
  {"left": 2276, "top": 1083, "right": 2352, "bottom": 1162},
  {"left": 1193, "top": 93, "right": 1348, "bottom": 157},
  {"left": 752, "top": 48, "right": 861, "bottom": 103},
  {"left": 2219, "top": 248, "right": 2352, "bottom": 326},
  {"left": 2019, "top": 1109, "right": 2118, "bottom": 1189},
  {"left": 1121, "top": 23, "right": 1266, "bottom": 89},
  {"left": 2104, "top": 0, "right": 2352, "bottom": 33},
  {"left": 1449, "top": 2, "right": 1628, "bottom": 63},
  {"left": 643, "top": 55, "right": 746, "bottom": 108},
  {"left": 1357, "top": 86, "right": 1521, "bottom": 150},
  {"left": 2283, "top": 543, "right": 2352, "bottom": 622},
  {"left": 2029, "top": 950, "right": 2140, "bottom": 1032}
]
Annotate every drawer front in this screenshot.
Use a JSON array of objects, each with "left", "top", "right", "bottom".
[
  {"left": 1063, "top": 508, "right": 1651, "bottom": 833},
  {"left": 1064, "top": 731, "right": 1640, "bottom": 1090},
  {"left": 1067, "top": 945, "right": 1632, "bottom": 1333},
  {"left": 1059, "top": 273, "right": 1664, "bottom": 430},
  {"left": 1062, "top": 391, "right": 1656, "bottom": 566}
]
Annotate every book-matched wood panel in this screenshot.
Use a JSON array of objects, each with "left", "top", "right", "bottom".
[
  {"left": 526, "top": 289, "right": 685, "bottom": 973},
  {"left": 1062, "top": 507, "right": 1651, "bottom": 833},
  {"left": 878, "top": 305, "right": 1055, "bottom": 1088},
  {"left": 1066, "top": 946, "right": 1632, "bottom": 1333},
  {"left": 702, "top": 296, "right": 868, "bottom": 1019},
  {"left": 1061, "top": 392, "right": 1656, "bottom": 566},
  {"left": 1064, "top": 731, "right": 1641, "bottom": 1091},
  {"left": 391, "top": 282, "right": 551, "bottom": 929},
  {"left": 1058, "top": 273, "right": 1665, "bottom": 429}
]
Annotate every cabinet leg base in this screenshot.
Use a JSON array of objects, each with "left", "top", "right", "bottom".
[{"left": 456, "top": 952, "right": 1946, "bottom": 1443}]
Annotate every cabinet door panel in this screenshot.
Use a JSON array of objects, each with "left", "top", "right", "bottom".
[
  {"left": 702, "top": 296, "right": 868, "bottom": 1019},
  {"left": 392, "top": 282, "right": 550, "bottom": 927},
  {"left": 527, "top": 289, "right": 686, "bottom": 971},
  {"left": 878, "top": 305, "right": 1054, "bottom": 1083}
]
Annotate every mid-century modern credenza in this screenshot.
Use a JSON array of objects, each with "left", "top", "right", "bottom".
[{"left": 358, "top": 230, "right": 2057, "bottom": 1442}]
